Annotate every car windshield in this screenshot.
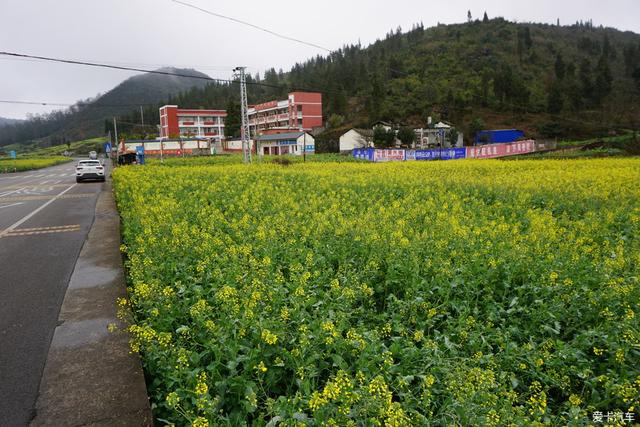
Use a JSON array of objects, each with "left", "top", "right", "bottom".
[{"left": 78, "top": 161, "right": 100, "bottom": 166}]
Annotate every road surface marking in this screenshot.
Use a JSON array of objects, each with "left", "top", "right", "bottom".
[
  {"left": 0, "top": 187, "right": 27, "bottom": 198},
  {"left": 0, "top": 202, "right": 24, "bottom": 210},
  {"left": 0, "top": 184, "right": 76, "bottom": 239},
  {"left": 0, "top": 184, "right": 70, "bottom": 190},
  {"left": 7, "top": 224, "right": 80, "bottom": 232},
  {"left": 0, "top": 193, "right": 94, "bottom": 202},
  {"left": 2, "top": 227, "right": 81, "bottom": 237}
]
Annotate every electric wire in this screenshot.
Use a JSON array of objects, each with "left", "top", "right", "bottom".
[
  {"left": 0, "top": 51, "right": 336, "bottom": 95},
  {"left": 170, "top": 0, "right": 332, "bottom": 52}
]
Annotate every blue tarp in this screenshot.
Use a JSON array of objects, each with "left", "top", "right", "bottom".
[{"left": 475, "top": 129, "right": 524, "bottom": 145}]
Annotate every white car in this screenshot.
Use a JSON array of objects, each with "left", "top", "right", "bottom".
[
  {"left": 76, "top": 159, "right": 105, "bottom": 182},
  {"left": 89, "top": 151, "right": 98, "bottom": 160}
]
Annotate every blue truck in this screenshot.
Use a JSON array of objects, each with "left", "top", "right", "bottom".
[{"left": 475, "top": 129, "right": 525, "bottom": 145}]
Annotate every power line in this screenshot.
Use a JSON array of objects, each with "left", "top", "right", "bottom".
[
  {"left": 0, "top": 51, "right": 333, "bottom": 95},
  {"left": 0, "top": 99, "right": 165, "bottom": 109},
  {"left": 170, "top": 0, "right": 331, "bottom": 52},
  {"left": 0, "top": 51, "right": 231, "bottom": 83},
  {"left": 0, "top": 100, "right": 73, "bottom": 107}
]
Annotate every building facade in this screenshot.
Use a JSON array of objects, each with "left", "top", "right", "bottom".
[
  {"left": 159, "top": 105, "right": 226, "bottom": 146},
  {"left": 339, "top": 129, "right": 374, "bottom": 152},
  {"left": 248, "top": 92, "right": 322, "bottom": 135},
  {"left": 256, "top": 132, "right": 315, "bottom": 156}
]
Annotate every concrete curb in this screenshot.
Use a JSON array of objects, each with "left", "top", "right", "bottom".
[{"left": 31, "top": 181, "right": 152, "bottom": 426}]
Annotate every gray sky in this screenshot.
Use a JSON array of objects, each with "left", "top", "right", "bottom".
[{"left": 1, "top": 0, "right": 639, "bottom": 119}]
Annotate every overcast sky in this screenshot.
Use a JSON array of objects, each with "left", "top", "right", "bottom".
[{"left": 1, "top": 0, "right": 639, "bottom": 119}]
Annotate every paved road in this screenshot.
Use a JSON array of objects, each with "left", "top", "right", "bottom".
[{"left": 0, "top": 160, "right": 109, "bottom": 426}]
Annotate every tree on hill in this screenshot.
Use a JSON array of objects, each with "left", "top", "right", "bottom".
[
  {"left": 483, "top": 12, "right": 489, "bottom": 23},
  {"left": 224, "top": 100, "right": 241, "bottom": 139},
  {"left": 633, "top": 67, "right": 640, "bottom": 93},
  {"left": 593, "top": 53, "right": 613, "bottom": 105},
  {"left": 467, "top": 11, "right": 472, "bottom": 23},
  {"left": 579, "top": 59, "right": 595, "bottom": 106},
  {"left": 555, "top": 53, "right": 566, "bottom": 80},
  {"left": 469, "top": 118, "right": 485, "bottom": 143},
  {"left": 548, "top": 81, "right": 564, "bottom": 114},
  {"left": 397, "top": 126, "right": 416, "bottom": 147},
  {"left": 373, "top": 126, "right": 388, "bottom": 147}
]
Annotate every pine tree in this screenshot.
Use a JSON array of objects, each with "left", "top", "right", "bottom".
[
  {"left": 547, "top": 81, "right": 564, "bottom": 113},
  {"left": 579, "top": 59, "right": 594, "bottom": 106},
  {"left": 467, "top": 10, "right": 472, "bottom": 22},
  {"left": 555, "top": 53, "right": 566, "bottom": 80},
  {"left": 593, "top": 53, "right": 613, "bottom": 105},
  {"left": 224, "top": 100, "right": 241, "bottom": 139},
  {"left": 483, "top": 12, "right": 489, "bottom": 23},
  {"left": 524, "top": 27, "right": 533, "bottom": 50}
]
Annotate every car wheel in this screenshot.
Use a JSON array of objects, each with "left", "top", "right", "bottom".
[{"left": 76, "top": 178, "right": 82, "bottom": 183}]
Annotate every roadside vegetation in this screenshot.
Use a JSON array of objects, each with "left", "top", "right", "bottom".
[
  {"left": 13, "top": 137, "right": 107, "bottom": 157},
  {"left": 113, "top": 158, "right": 640, "bottom": 426},
  {"left": 145, "top": 153, "right": 363, "bottom": 167}
]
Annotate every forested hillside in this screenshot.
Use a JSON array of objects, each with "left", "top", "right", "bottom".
[
  {"left": 5, "top": 17, "right": 640, "bottom": 147},
  {"left": 117, "top": 18, "right": 640, "bottom": 141},
  {"left": 0, "top": 117, "right": 23, "bottom": 127},
  {"left": 0, "top": 68, "right": 210, "bottom": 148}
]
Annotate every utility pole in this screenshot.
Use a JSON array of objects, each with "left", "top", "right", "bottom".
[
  {"left": 140, "top": 106, "right": 144, "bottom": 128},
  {"left": 113, "top": 117, "right": 119, "bottom": 166},
  {"left": 234, "top": 66, "right": 251, "bottom": 163}
]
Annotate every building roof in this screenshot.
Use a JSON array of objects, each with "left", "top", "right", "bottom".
[
  {"left": 257, "top": 132, "right": 305, "bottom": 141},
  {"left": 434, "top": 121, "right": 452, "bottom": 129},
  {"left": 353, "top": 129, "right": 374, "bottom": 137}
]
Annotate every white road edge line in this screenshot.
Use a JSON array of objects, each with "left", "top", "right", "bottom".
[{"left": 0, "top": 184, "right": 77, "bottom": 239}]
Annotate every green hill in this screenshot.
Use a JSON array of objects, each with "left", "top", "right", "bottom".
[
  {"left": 120, "top": 18, "right": 640, "bottom": 141},
  {"left": 0, "top": 117, "right": 23, "bottom": 127},
  {"left": 0, "top": 68, "right": 211, "bottom": 148},
  {"left": 4, "top": 18, "right": 640, "bottom": 146}
]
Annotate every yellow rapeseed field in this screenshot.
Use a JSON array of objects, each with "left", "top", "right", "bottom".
[
  {"left": 0, "top": 156, "right": 71, "bottom": 173},
  {"left": 113, "top": 158, "right": 640, "bottom": 426}
]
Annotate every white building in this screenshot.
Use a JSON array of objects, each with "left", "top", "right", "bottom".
[
  {"left": 339, "top": 129, "right": 374, "bottom": 152},
  {"left": 256, "top": 132, "right": 315, "bottom": 156},
  {"left": 414, "top": 122, "right": 464, "bottom": 148},
  {"left": 224, "top": 139, "right": 255, "bottom": 153}
]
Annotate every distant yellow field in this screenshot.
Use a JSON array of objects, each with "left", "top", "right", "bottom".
[
  {"left": 0, "top": 157, "right": 71, "bottom": 173},
  {"left": 113, "top": 158, "right": 640, "bottom": 426}
]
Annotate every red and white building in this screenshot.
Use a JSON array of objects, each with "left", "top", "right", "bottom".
[
  {"left": 159, "top": 105, "right": 226, "bottom": 146},
  {"left": 248, "top": 92, "right": 322, "bottom": 134}
]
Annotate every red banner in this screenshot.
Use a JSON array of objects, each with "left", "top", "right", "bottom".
[
  {"left": 374, "top": 149, "right": 406, "bottom": 162},
  {"left": 466, "top": 140, "right": 536, "bottom": 159}
]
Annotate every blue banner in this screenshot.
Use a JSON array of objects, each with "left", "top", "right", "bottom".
[
  {"left": 416, "top": 148, "right": 466, "bottom": 161},
  {"left": 352, "top": 148, "right": 374, "bottom": 161},
  {"left": 352, "top": 147, "right": 466, "bottom": 162}
]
